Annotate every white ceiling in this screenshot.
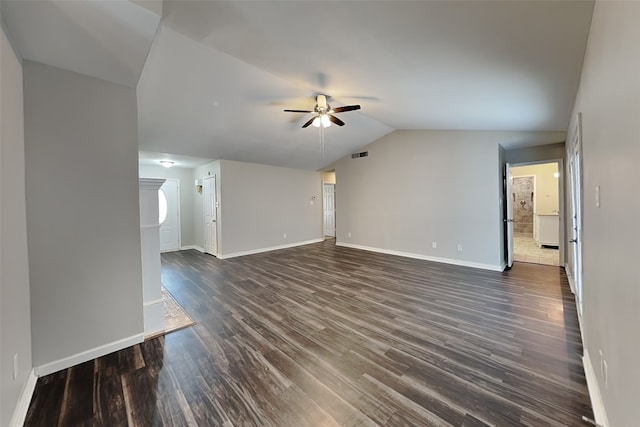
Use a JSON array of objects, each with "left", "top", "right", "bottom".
[{"left": 2, "top": 0, "right": 594, "bottom": 171}]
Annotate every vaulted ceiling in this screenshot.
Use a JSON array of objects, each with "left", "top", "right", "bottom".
[{"left": 2, "top": 0, "right": 594, "bottom": 170}]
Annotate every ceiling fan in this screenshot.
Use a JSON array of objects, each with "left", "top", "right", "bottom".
[{"left": 284, "top": 94, "right": 360, "bottom": 128}]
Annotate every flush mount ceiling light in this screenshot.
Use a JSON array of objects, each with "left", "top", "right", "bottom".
[{"left": 159, "top": 160, "right": 174, "bottom": 168}]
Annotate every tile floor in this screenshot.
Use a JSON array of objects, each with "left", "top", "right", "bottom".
[{"left": 514, "top": 233, "right": 560, "bottom": 266}]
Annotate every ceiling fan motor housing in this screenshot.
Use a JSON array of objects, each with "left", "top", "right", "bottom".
[{"left": 316, "top": 94, "right": 328, "bottom": 112}]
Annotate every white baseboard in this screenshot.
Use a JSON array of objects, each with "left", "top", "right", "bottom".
[
  {"left": 8, "top": 368, "right": 37, "bottom": 427},
  {"left": 566, "top": 263, "right": 577, "bottom": 294},
  {"left": 335, "top": 242, "right": 503, "bottom": 272},
  {"left": 583, "top": 349, "right": 610, "bottom": 427},
  {"left": 144, "top": 299, "right": 165, "bottom": 338},
  {"left": 564, "top": 263, "right": 585, "bottom": 337},
  {"left": 34, "top": 333, "right": 144, "bottom": 377},
  {"left": 181, "top": 245, "right": 204, "bottom": 252},
  {"left": 218, "top": 238, "right": 324, "bottom": 260}
]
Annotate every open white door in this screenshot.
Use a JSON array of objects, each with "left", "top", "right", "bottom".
[
  {"left": 505, "top": 163, "right": 514, "bottom": 268},
  {"left": 323, "top": 183, "right": 336, "bottom": 237},
  {"left": 569, "top": 140, "right": 584, "bottom": 319},
  {"left": 159, "top": 179, "right": 180, "bottom": 252},
  {"left": 203, "top": 176, "right": 217, "bottom": 256}
]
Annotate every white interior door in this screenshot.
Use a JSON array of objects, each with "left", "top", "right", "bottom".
[
  {"left": 323, "top": 183, "right": 336, "bottom": 237},
  {"left": 569, "top": 142, "right": 584, "bottom": 319},
  {"left": 505, "top": 163, "right": 514, "bottom": 268},
  {"left": 159, "top": 179, "right": 180, "bottom": 252},
  {"left": 203, "top": 176, "right": 217, "bottom": 256}
]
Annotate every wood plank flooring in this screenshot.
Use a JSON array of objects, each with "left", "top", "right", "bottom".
[{"left": 24, "top": 240, "right": 593, "bottom": 426}]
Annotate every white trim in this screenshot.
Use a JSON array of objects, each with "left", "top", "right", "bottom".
[
  {"left": 140, "top": 224, "right": 161, "bottom": 230},
  {"left": 181, "top": 245, "right": 204, "bottom": 252},
  {"left": 139, "top": 178, "right": 165, "bottom": 190},
  {"left": 583, "top": 349, "right": 610, "bottom": 427},
  {"left": 566, "top": 263, "right": 577, "bottom": 294},
  {"left": 34, "top": 333, "right": 144, "bottom": 377},
  {"left": 565, "top": 262, "right": 585, "bottom": 343},
  {"left": 160, "top": 248, "right": 181, "bottom": 253},
  {"left": 144, "top": 300, "right": 165, "bottom": 337},
  {"left": 218, "top": 238, "right": 324, "bottom": 260},
  {"left": 8, "top": 369, "right": 37, "bottom": 427},
  {"left": 144, "top": 298, "right": 162, "bottom": 307},
  {"left": 336, "top": 242, "right": 503, "bottom": 272}
]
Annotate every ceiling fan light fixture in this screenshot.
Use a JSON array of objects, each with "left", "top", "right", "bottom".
[
  {"left": 312, "top": 114, "right": 331, "bottom": 128},
  {"left": 284, "top": 93, "right": 359, "bottom": 128}
]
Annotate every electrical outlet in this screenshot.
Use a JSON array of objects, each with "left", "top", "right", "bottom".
[
  {"left": 432, "top": 241, "right": 437, "bottom": 249},
  {"left": 283, "top": 233, "right": 287, "bottom": 239},
  {"left": 457, "top": 244, "right": 463, "bottom": 252},
  {"left": 13, "top": 353, "right": 18, "bottom": 380},
  {"left": 348, "top": 232, "right": 352, "bottom": 238}
]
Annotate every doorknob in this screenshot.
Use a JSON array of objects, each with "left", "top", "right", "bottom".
[{"left": 570, "top": 239, "right": 577, "bottom": 243}]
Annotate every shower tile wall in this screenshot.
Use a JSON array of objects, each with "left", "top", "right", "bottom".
[{"left": 512, "top": 176, "right": 534, "bottom": 235}]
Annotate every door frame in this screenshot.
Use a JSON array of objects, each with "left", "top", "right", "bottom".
[
  {"left": 323, "top": 182, "right": 336, "bottom": 238},
  {"left": 159, "top": 178, "right": 181, "bottom": 252},
  {"left": 203, "top": 175, "right": 218, "bottom": 257},
  {"left": 505, "top": 159, "right": 565, "bottom": 268},
  {"left": 505, "top": 163, "right": 514, "bottom": 268}
]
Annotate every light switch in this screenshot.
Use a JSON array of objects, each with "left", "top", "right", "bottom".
[{"left": 595, "top": 185, "right": 600, "bottom": 208}]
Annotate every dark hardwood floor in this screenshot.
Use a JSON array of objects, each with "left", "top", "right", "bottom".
[{"left": 24, "top": 240, "right": 593, "bottom": 426}]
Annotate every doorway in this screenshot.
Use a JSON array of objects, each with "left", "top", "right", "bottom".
[
  {"left": 322, "top": 171, "right": 336, "bottom": 240},
  {"left": 323, "top": 183, "right": 336, "bottom": 237},
  {"left": 159, "top": 179, "right": 181, "bottom": 252},
  {"left": 203, "top": 175, "right": 217, "bottom": 256},
  {"left": 507, "top": 161, "right": 563, "bottom": 267}
]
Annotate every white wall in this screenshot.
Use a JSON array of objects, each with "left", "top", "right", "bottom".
[
  {"left": 567, "top": 2, "right": 640, "bottom": 425},
  {"left": 334, "top": 130, "right": 505, "bottom": 270},
  {"left": 23, "top": 61, "right": 144, "bottom": 372},
  {"left": 139, "top": 164, "right": 196, "bottom": 247},
  {"left": 1, "top": 20, "right": 33, "bottom": 427},
  {"left": 333, "top": 131, "right": 565, "bottom": 270},
  {"left": 217, "top": 160, "right": 322, "bottom": 257}
]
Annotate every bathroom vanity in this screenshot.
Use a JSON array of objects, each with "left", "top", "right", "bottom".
[{"left": 534, "top": 213, "right": 559, "bottom": 247}]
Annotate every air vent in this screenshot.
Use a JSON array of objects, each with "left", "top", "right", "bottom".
[{"left": 351, "top": 151, "right": 369, "bottom": 159}]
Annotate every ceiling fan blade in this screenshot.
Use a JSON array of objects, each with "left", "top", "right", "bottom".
[
  {"left": 302, "top": 117, "right": 316, "bottom": 128},
  {"left": 331, "top": 105, "right": 361, "bottom": 114},
  {"left": 284, "top": 109, "right": 313, "bottom": 113},
  {"left": 328, "top": 114, "right": 345, "bottom": 126}
]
